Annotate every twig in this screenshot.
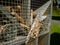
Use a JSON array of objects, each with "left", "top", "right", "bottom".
[{"left": 20, "top": 23, "right": 30, "bottom": 31}]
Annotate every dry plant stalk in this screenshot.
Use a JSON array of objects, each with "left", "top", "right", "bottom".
[
  {"left": 11, "top": 11, "right": 25, "bottom": 23},
  {"left": 5, "top": 6, "right": 31, "bottom": 31},
  {"left": 0, "top": 24, "right": 12, "bottom": 34},
  {"left": 30, "top": 19, "right": 42, "bottom": 38},
  {"left": 20, "top": 23, "right": 30, "bottom": 31},
  {"left": 5, "top": 6, "right": 24, "bottom": 23},
  {"left": 26, "top": 18, "right": 43, "bottom": 44}
]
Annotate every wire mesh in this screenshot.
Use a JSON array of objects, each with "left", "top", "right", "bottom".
[
  {"left": 0, "top": 0, "right": 51, "bottom": 45},
  {"left": 0, "top": 0, "right": 29, "bottom": 42}
]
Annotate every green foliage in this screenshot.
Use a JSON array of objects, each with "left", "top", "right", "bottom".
[
  {"left": 53, "top": 7, "right": 60, "bottom": 16},
  {"left": 51, "top": 22, "right": 60, "bottom": 34}
]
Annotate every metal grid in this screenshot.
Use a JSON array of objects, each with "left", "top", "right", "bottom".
[
  {"left": 0, "top": 0, "right": 51, "bottom": 45},
  {"left": 0, "top": 0, "right": 29, "bottom": 43}
]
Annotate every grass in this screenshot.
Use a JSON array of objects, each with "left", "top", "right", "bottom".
[
  {"left": 51, "top": 6, "right": 60, "bottom": 34},
  {"left": 51, "top": 22, "right": 60, "bottom": 34},
  {"left": 53, "top": 6, "right": 60, "bottom": 16}
]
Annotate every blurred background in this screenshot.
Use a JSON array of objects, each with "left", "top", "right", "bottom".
[{"left": 50, "top": 0, "right": 60, "bottom": 45}]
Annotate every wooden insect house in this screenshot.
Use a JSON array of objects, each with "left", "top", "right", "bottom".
[{"left": 0, "top": 0, "right": 52, "bottom": 45}]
